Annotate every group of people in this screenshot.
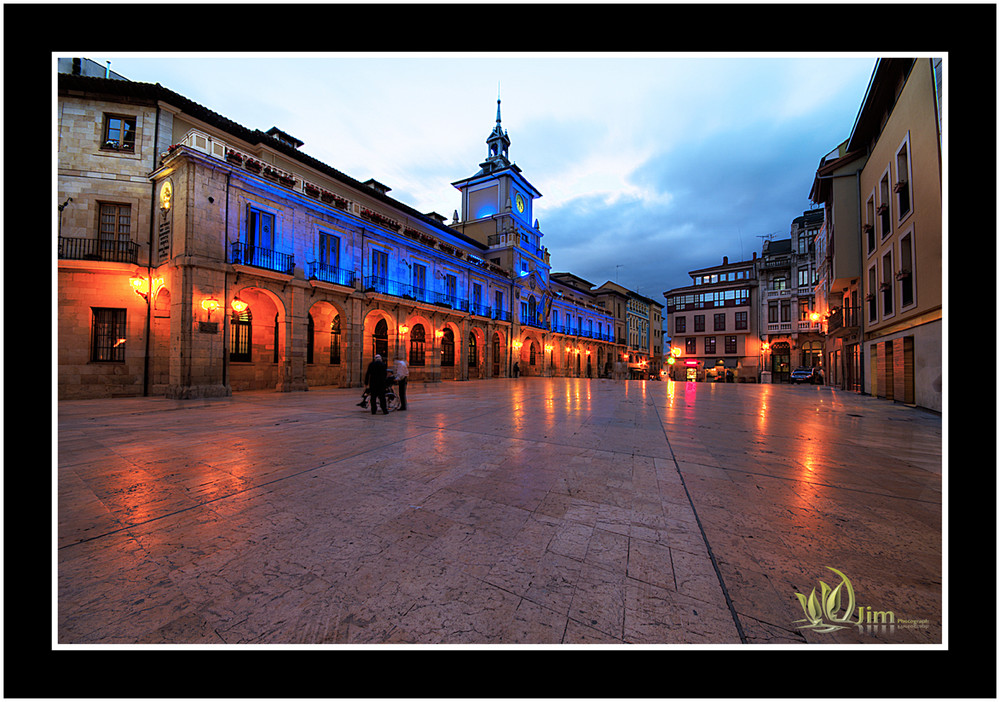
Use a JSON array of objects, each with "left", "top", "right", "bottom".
[{"left": 361, "top": 354, "right": 408, "bottom": 415}]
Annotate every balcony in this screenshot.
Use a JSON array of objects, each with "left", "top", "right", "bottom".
[
  {"left": 827, "top": 306, "right": 860, "bottom": 335},
  {"left": 59, "top": 237, "right": 139, "bottom": 264},
  {"left": 470, "top": 303, "right": 493, "bottom": 318},
  {"left": 308, "top": 261, "right": 355, "bottom": 287},
  {"left": 231, "top": 242, "right": 294, "bottom": 275},
  {"left": 363, "top": 276, "right": 469, "bottom": 312}
]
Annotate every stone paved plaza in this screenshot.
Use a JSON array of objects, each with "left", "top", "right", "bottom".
[{"left": 56, "top": 377, "right": 944, "bottom": 648}]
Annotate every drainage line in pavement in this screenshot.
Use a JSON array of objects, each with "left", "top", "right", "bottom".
[{"left": 653, "top": 406, "right": 748, "bottom": 644}]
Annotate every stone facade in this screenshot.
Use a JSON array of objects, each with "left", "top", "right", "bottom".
[{"left": 57, "top": 71, "right": 638, "bottom": 399}]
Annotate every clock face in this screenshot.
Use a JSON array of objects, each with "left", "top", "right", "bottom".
[{"left": 515, "top": 192, "right": 525, "bottom": 213}]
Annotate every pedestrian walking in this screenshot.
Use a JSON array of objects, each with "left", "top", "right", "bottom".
[
  {"left": 393, "top": 357, "right": 409, "bottom": 410},
  {"left": 513, "top": 361, "right": 520, "bottom": 378},
  {"left": 364, "top": 354, "right": 389, "bottom": 415}
]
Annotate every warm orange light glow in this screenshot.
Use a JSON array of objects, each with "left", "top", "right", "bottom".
[
  {"left": 129, "top": 275, "right": 164, "bottom": 300},
  {"left": 810, "top": 312, "right": 821, "bottom": 322},
  {"left": 544, "top": 344, "right": 553, "bottom": 352},
  {"left": 435, "top": 329, "right": 444, "bottom": 339},
  {"left": 231, "top": 297, "right": 249, "bottom": 313},
  {"left": 670, "top": 346, "right": 682, "bottom": 357},
  {"left": 399, "top": 325, "right": 409, "bottom": 335},
  {"left": 201, "top": 298, "right": 221, "bottom": 314}
]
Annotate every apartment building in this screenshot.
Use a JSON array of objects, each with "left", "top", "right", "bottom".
[
  {"left": 56, "top": 68, "right": 623, "bottom": 398},
  {"left": 810, "top": 58, "right": 942, "bottom": 411},
  {"left": 757, "top": 209, "right": 825, "bottom": 382},
  {"left": 663, "top": 255, "right": 760, "bottom": 382}
]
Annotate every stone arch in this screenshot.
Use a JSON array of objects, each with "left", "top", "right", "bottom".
[
  {"left": 228, "top": 285, "right": 287, "bottom": 391},
  {"left": 469, "top": 325, "right": 486, "bottom": 378},
  {"left": 362, "top": 308, "right": 396, "bottom": 370},
  {"left": 306, "top": 299, "right": 347, "bottom": 387}
]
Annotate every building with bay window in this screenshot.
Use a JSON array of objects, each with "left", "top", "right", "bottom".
[
  {"left": 663, "top": 255, "right": 760, "bottom": 382},
  {"left": 56, "top": 65, "right": 626, "bottom": 399}
]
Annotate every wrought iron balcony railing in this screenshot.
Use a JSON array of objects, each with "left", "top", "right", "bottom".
[
  {"left": 363, "top": 276, "right": 469, "bottom": 311},
  {"left": 309, "top": 261, "right": 355, "bottom": 287},
  {"left": 59, "top": 237, "right": 139, "bottom": 264},
  {"left": 231, "top": 242, "right": 294, "bottom": 275}
]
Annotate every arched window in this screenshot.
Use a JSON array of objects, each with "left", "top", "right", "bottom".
[
  {"left": 230, "top": 308, "right": 252, "bottom": 362},
  {"left": 528, "top": 296, "right": 537, "bottom": 323},
  {"left": 529, "top": 342, "right": 536, "bottom": 366},
  {"left": 373, "top": 318, "right": 388, "bottom": 359},
  {"left": 468, "top": 332, "right": 478, "bottom": 369},
  {"left": 409, "top": 324, "right": 425, "bottom": 366},
  {"left": 441, "top": 328, "right": 455, "bottom": 366},
  {"left": 330, "top": 314, "right": 341, "bottom": 365}
]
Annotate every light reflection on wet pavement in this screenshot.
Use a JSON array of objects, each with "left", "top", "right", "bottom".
[{"left": 57, "top": 378, "right": 943, "bottom": 647}]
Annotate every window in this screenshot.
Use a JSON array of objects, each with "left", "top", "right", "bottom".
[
  {"left": 330, "top": 315, "right": 341, "bottom": 364},
  {"left": 772, "top": 277, "right": 787, "bottom": 290},
  {"left": 878, "top": 172, "right": 891, "bottom": 240},
  {"left": 686, "top": 338, "right": 696, "bottom": 354},
  {"left": 899, "top": 231, "right": 915, "bottom": 308},
  {"left": 714, "top": 313, "right": 726, "bottom": 331},
  {"left": 441, "top": 328, "right": 455, "bottom": 366},
  {"left": 371, "top": 249, "right": 389, "bottom": 282},
  {"left": 798, "top": 267, "right": 812, "bottom": 288},
  {"left": 725, "top": 336, "right": 737, "bottom": 354},
  {"left": 694, "top": 314, "right": 705, "bottom": 332},
  {"left": 895, "top": 136, "right": 912, "bottom": 219},
  {"left": 102, "top": 114, "right": 136, "bottom": 152},
  {"left": 412, "top": 263, "right": 427, "bottom": 299},
  {"left": 247, "top": 206, "right": 275, "bottom": 250},
  {"left": 409, "top": 324, "right": 426, "bottom": 366},
  {"left": 230, "top": 308, "right": 252, "bottom": 362},
  {"left": 468, "top": 333, "right": 478, "bottom": 369},
  {"left": 472, "top": 283, "right": 483, "bottom": 314},
  {"left": 865, "top": 195, "right": 876, "bottom": 253},
  {"left": 529, "top": 342, "right": 537, "bottom": 366},
  {"left": 495, "top": 290, "right": 504, "bottom": 319},
  {"left": 704, "top": 337, "right": 716, "bottom": 354},
  {"left": 98, "top": 202, "right": 131, "bottom": 256},
  {"left": 307, "top": 314, "right": 315, "bottom": 364},
  {"left": 735, "top": 311, "right": 748, "bottom": 330},
  {"left": 881, "top": 252, "right": 894, "bottom": 317},
  {"left": 90, "top": 308, "right": 126, "bottom": 362},
  {"left": 867, "top": 266, "right": 878, "bottom": 323},
  {"left": 373, "top": 318, "right": 388, "bottom": 359},
  {"left": 319, "top": 232, "right": 339, "bottom": 267},
  {"left": 768, "top": 302, "right": 779, "bottom": 324},
  {"left": 445, "top": 273, "right": 458, "bottom": 304},
  {"left": 675, "top": 316, "right": 686, "bottom": 333}
]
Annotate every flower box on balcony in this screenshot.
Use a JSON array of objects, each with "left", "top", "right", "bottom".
[
  {"left": 225, "top": 150, "right": 244, "bottom": 165},
  {"left": 304, "top": 183, "right": 321, "bottom": 198},
  {"left": 893, "top": 180, "right": 908, "bottom": 193},
  {"left": 862, "top": 223, "right": 873, "bottom": 234},
  {"left": 876, "top": 203, "right": 889, "bottom": 215},
  {"left": 244, "top": 158, "right": 262, "bottom": 173},
  {"left": 879, "top": 282, "right": 892, "bottom": 292},
  {"left": 894, "top": 268, "right": 911, "bottom": 281},
  {"left": 403, "top": 227, "right": 421, "bottom": 238}
]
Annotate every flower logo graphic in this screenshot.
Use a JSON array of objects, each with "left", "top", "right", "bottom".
[{"left": 793, "top": 567, "right": 858, "bottom": 633}]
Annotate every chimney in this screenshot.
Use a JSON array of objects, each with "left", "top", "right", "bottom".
[{"left": 723, "top": 256, "right": 728, "bottom": 265}]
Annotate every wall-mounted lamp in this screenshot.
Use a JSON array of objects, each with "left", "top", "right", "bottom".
[
  {"left": 129, "top": 275, "right": 164, "bottom": 301},
  {"left": 544, "top": 344, "right": 553, "bottom": 353},
  {"left": 512, "top": 340, "right": 522, "bottom": 351},
  {"left": 399, "top": 325, "right": 409, "bottom": 335},
  {"left": 201, "top": 297, "right": 221, "bottom": 320},
  {"left": 435, "top": 329, "right": 445, "bottom": 339},
  {"left": 231, "top": 297, "right": 249, "bottom": 314}
]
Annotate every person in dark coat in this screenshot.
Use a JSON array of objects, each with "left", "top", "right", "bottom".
[{"left": 364, "top": 354, "right": 389, "bottom": 415}]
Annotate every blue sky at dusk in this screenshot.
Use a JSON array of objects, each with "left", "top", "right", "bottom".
[{"left": 83, "top": 53, "right": 877, "bottom": 301}]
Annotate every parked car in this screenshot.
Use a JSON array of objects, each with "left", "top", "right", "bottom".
[{"left": 790, "top": 367, "right": 822, "bottom": 385}]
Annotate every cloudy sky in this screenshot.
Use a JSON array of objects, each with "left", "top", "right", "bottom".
[{"left": 86, "top": 53, "right": 877, "bottom": 300}]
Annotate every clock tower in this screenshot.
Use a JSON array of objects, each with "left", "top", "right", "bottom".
[{"left": 451, "top": 96, "right": 544, "bottom": 250}]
